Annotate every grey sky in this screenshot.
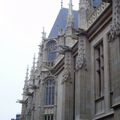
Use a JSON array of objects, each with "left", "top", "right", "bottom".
[{"left": 0, "top": 0, "right": 78, "bottom": 119}]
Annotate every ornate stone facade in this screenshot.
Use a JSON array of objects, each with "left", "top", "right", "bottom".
[{"left": 19, "top": 1, "right": 120, "bottom": 120}]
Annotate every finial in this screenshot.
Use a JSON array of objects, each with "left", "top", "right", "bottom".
[
  {"left": 69, "top": 0, "right": 73, "bottom": 16},
  {"left": 79, "top": 0, "right": 89, "bottom": 9},
  {"left": 66, "top": 0, "right": 73, "bottom": 27},
  {"left": 42, "top": 27, "right": 46, "bottom": 39},
  {"left": 78, "top": 0, "right": 89, "bottom": 30},
  {"left": 61, "top": 0, "right": 63, "bottom": 8},
  {"left": 30, "top": 54, "right": 36, "bottom": 79}
]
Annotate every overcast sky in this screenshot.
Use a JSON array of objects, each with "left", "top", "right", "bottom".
[{"left": 0, "top": 0, "right": 78, "bottom": 119}]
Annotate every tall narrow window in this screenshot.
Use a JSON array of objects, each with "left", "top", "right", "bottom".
[
  {"left": 94, "top": 41, "right": 104, "bottom": 114},
  {"left": 44, "top": 79, "right": 55, "bottom": 105},
  {"left": 94, "top": 41, "right": 104, "bottom": 98},
  {"left": 47, "top": 41, "right": 56, "bottom": 62}
]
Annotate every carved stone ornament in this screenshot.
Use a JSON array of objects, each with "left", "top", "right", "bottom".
[
  {"left": 76, "top": 35, "right": 86, "bottom": 70},
  {"left": 76, "top": 49, "right": 85, "bottom": 70},
  {"left": 62, "top": 70, "right": 72, "bottom": 84},
  {"left": 88, "top": 2, "right": 110, "bottom": 28},
  {"left": 62, "top": 50, "right": 72, "bottom": 84},
  {"left": 109, "top": 0, "right": 120, "bottom": 41}
]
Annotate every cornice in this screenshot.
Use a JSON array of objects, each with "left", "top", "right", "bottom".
[{"left": 87, "top": 4, "right": 112, "bottom": 41}]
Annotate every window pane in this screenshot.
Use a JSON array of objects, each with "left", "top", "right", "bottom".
[
  {"left": 47, "top": 41, "right": 56, "bottom": 62},
  {"left": 44, "top": 80, "right": 55, "bottom": 105},
  {"left": 94, "top": 41, "right": 104, "bottom": 98},
  {"left": 52, "top": 86, "right": 54, "bottom": 105},
  {"left": 49, "top": 87, "right": 51, "bottom": 105},
  {"left": 44, "top": 115, "right": 47, "bottom": 120}
]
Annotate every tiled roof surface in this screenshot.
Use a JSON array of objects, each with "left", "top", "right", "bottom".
[
  {"left": 48, "top": 8, "right": 78, "bottom": 39},
  {"left": 48, "top": 0, "right": 102, "bottom": 38},
  {"left": 93, "top": 0, "right": 102, "bottom": 8}
]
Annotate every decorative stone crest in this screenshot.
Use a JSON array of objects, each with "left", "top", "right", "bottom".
[
  {"left": 109, "top": 0, "right": 120, "bottom": 41},
  {"left": 62, "top": 49, "right": 72, "bottom": 84},
  {"left": 62, "top": 70, "right": 72, "bottom": 84},
  {"left": 76, "top": 31, "right": 86, "bottom": 71},
  {"left": 88, "top": 2, "right": 109, "bottom": 28}
]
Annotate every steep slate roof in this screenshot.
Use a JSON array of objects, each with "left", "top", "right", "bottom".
[
  {"left": 48, "top": 8, "right": 78, "bottom": 39},
  {"left": 93, "top": 0, "right": 102, "bottom": 8},
  {"left": 48, "top": 0, "right": 102, "bottom": 38}
]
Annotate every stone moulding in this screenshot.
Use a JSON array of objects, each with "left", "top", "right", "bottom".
[{"left": 87, "top": 2, "right": 110, "bottom": 28}]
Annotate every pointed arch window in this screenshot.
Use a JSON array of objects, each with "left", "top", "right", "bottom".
[
  {"left": 46, "top": 40, "right": 56, "bottom": 62},
  {"left": 44, "top": 79, "right": 55, "bottom": 105}
]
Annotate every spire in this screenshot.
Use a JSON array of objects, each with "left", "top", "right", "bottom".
[
  {"left": 25, "top": 65, "right": 29, "bottom": 81},
  {"left": 61, "top": 0, "right": 63, "bottom": 8},
  {"left": 36, "top": 45, "right": 42, "bottom": 69},
  {"left": 42, "top": 27, "right": 46, "bottom": 40},
  {"left": 29, "top": 54, "right": 36, "bottom": 83},
  {"left": 24, "top": 65, "right": 29, "bottom": 90},
  {"left": 32, "top": 53, "right": 36, "bottom": 70},
  {"left": 69, "top": 0, "right": 72, "bottom": 16},
  {"left": 66, "top": 0, "right": 73, "bottom": 27},
  {"left": 30, "top": 54, "right": 36, "bottom": 75},
  {"left": 78, "top": 0, "right": 89, "bottom": 30}
]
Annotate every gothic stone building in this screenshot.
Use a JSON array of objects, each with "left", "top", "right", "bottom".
[{"left": 19, "top": 0, "right": 120, "bottom": 120}]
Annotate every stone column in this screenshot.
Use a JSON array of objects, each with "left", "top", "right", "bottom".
[
  {"left": 75, "top": 30, "right": 91, "bottom": 120},
  {"left": 34, "top": 89, "right": 38, "bottom": 120},
  {"left": 39, "top": 81, "right": 45, "bottom": 120},
  {"left": 54, "top": 79, "right": 58, "bottom": 120},
  {"left": 62, "top": 48, "right": 74, "bottom": 120},
  {"left": 103, "top": 35, "right": 110, "bottom": 113}
]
